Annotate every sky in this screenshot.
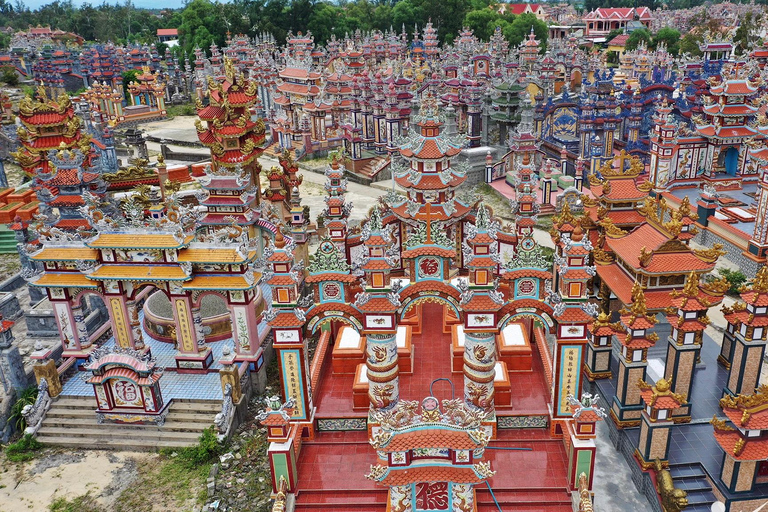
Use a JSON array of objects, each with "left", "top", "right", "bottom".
[{"left": 23, "top": 0, "right": 196, "bottom": 10}]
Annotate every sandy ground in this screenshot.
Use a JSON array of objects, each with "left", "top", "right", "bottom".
[{"left": 0, "top": 450, "right": 148, "bottom": 511}]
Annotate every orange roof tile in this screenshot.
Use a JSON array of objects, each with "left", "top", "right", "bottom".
[
  {"left": 177, "top": 248, "right": 256, "bottom": 263},
  {"left": 30, "top": 247, "right": 98, "bottom": 261},
  {"left": 88, "top": 233, "right": 193, "bottom": 249},
  {"left": 401, "top": 246, "right": 456, "bottom": 259},
  {"left": 382, "top": 429, "right": 481, "bottom": 452},
  {"left": 379, "top": 466, "right": 482, "bottom": 486},
  {"left": 89, "top": 265, "right": 188, "bottom": 281},
  {"left": 30, "top": 272, "right": 98, "bottom": 288},
  {"left": 713, "top": 430, "right": 768, "bottom": 460},
  {"left": 182, "top": 274, "right": 257, "bottom": 290},
  {"left": 722, "top": 407, "right": 768, "bottom": 430}
]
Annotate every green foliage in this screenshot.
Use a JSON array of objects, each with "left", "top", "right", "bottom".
[
  {"left": 0, "top": 65, "right": 17, "bottom": 86},
  {"left": 0, "top": 32, "right": 9, "bottom": 50},
  {"left": 680, "top": 32, "right": 703, "bottom": 57},
  {"left": 653, "top": 27, "right": 681, "bottom": 56},
  {"left": 463, "top": 8, "right": 514, "bottom": 42},
  {"left": 8, "top": 385, "right": 38, "bottom": 432},
  {"left": 496, "top": 13, "right": 548, "bottom": 53},
  {"left": 718, "top": 269, "right": 748, "bottom": 295},
  {"left": 49, "top": 493, "right": 102, "bottom": 512},
  {"left": 160, "top": 426, "right": 222, "bottom": 468},
  {"left": 625, "top": 29, "right": 652, "bottom": 52},
  {"left": 121, "top": 69, "right": 139, "bottom": 102},
  {"left": 165, "top": 102, "right": 197, "bottom": 119},
  {"left": 4, "top": 434, "right": 43, "bottom": 462},
  {"left": 734, "top": 12, "right": 762, "bottom": 56}
]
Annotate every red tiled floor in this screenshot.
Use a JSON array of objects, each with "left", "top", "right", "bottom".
[
  {"left": 300, "top": 304, "right": 567, "bottom": 508},
  {"left": 295, "top": 430, "right": 571, "bottom": 507},
  {"left": 315, "top": 303, "right": 551, "bottom": 418}
]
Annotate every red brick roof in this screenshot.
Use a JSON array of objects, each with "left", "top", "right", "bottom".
[
  {"left": 722, "top": 407, "right": 768, "bottom": 430},
  {"left": 713, "top": 430, "right": 768, "bottom": 461},
  {"left": 381, "top": 429, "right": 480, "bottom": 452},
  {"left": 380, "top": 466, "right": 482, "bottom": 486}
]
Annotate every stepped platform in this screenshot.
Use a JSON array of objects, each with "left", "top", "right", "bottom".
[
  {"left": 37, "top": 395, "right": 219, "bottom": 450},
  {"left": 296, "top": 303, "right": 568, "bottom": 510},
  {"left": 294, "top": 429, "right": 571, "bottom": 511}
]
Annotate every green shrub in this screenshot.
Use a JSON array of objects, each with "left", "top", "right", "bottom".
[
  {"left": 161, "top": 426, "right": 221, "bottom": 467},
  {"left": 0, "top": 65, "right": 17, "bottom": 86},
  {"left": 9, "top": 386, "right": 38, "bottom": 431},
  {"left": 49, "top": 493, "right": 101, "bottom": 512},
  {"left": 5, "top": 434, "right": 43, "bottom": 462},
  {"left": 718, "top": 268, "right": 748, "bottom": 295}
]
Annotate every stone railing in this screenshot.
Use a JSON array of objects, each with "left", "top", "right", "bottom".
[
  {"left": 577, "top": 472, "right": 593, "bottom": 512},
  {"left": 214, "top": 383, "right": 235, "bottom": 440},
  {"left": 272, "top": 476, "right": 289, "bottom": 512},
  {"left": 22, "top": 378, "right": 51, "bottom": 436}
]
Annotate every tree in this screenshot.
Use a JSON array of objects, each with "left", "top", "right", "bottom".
[
  {"left": 503, "top": 13, "right": 548, "bottom": 53},
  {"left": 392, "top": 0, "right": 423, "bottom": 35},
  {"left": 462, "top": 9, "right": 499, "bottom": 41},
  {"left": 653, "top": 27, "right": 681, "bottom": 55},
  {"left": 121, "top": 69, "right": 138, "bottom": 101},
  {"left": 0, "top": 65, "right": 17, "bottom": 86},
  {"left": 734, "top": 12, "right": 761, "bottom": 56},
  {"left": 625, "top": 28, "right": 652, "bottom": 52},
  {"left": 679, "top": 32, "right": 703, "bottom": 57}
]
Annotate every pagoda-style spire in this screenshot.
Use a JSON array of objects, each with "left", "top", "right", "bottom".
[{"left": 720, "top": 266, "right": 768, "bottom": 397}]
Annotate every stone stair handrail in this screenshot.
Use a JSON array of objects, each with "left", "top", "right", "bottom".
[
  {"left": 22, "top": 378, "right": 51, "bottom": 436},
  {"left": 214, "top": 383, "right": 235, "bottom": 440}
]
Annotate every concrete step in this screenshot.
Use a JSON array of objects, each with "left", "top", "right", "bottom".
[
  {"left": 38, "top": 396, "right": 221, "bottom": 449},
  {"left": 294, "top": 489, "right": 387, "bottom": 509},
  {"left": 475, "top": 488, "right": 572, "bottom": 505},
  {"left": 37, "top": 425, "right": 203, "bottom": 443},
  {"left": 167, "top": 400, "right": 221, "bottom": 412},
  {"left": 36, "top": 435, "right": 197, "bottom": 451},
  {"left": 41, "top": 417, "right": 212, "bottom": 433},
  {"left": 46, "top": 408, "right": 214, "bottom": 424}
]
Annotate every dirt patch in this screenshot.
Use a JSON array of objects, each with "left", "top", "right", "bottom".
[
  {"left": 0, "top": 449, "right": 148, "bottom": 512},
  {"left": 30, "top": 451, "right": 86, "bottom": 475}
]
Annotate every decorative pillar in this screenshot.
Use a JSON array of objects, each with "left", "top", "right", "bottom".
[
  {"left": 51, "top": 299, "right": 79, "bottom": 353},
  {"left": 463, "top": 331, "right": 496, "bottom": 414},
  {"left": 574, "top": 157, "right": 585, "bottom": 191},
  {"left": 366, "top": 333, "right": 400, "bottom": 410},
  {"left": 70, "top": 303, "right": 91, "bottom": 350},
  {"left": 665, "top": 271, "right": 727, "bottom": 422},
  {"left": 171, "top": 294, "right": 213, "bottom": 371},
  {"left": 106, "top": 294, "right": 133, "bottom": 349},
  {"left": 541, "top": 160, "right": 554, "bottom": 206},
  {"left": 721, "top": 266, "right": 768, "bottom": 397},
  {"left": 126, "top": 300, "right": 144, "bottom": 350},
  {"left": 611, "top": 283, "right": 659, "bottom": 428},
  {"left": 565, "top": 393, "right": 605, "bottom": 491},
  {"left": 585, "top": 312, "right": 619, "bottom": 381},
  {"left": 257, "top": 396, "right": 300, "bottom": 496},
  {"left": 635, "top": 378, "right": 686, "bottom": 469},
  {"left": 219, "top": 346, "right": 243, "bottom": 404},
  {"left": 30, "top": 345, "right": 62, "bottom": 398}
]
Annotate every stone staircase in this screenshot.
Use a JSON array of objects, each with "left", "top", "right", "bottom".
[
  {"left": 0, "top": 225, "right": 18, "bottom": 254},
  {"left": 294, "top": 489, "right": 388, "bottom": 511},
  {"left": 667, "top": 463, "right": 717, "bottom": 512},
  {"left": 36, "top": 395, "right": 220, "bottom": 450},
  {"left": 357, "top": 155, "right": 390, "bottom": 180},
  {"left": 476, "top": 485, "right": 573, "bottom": 511}
]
